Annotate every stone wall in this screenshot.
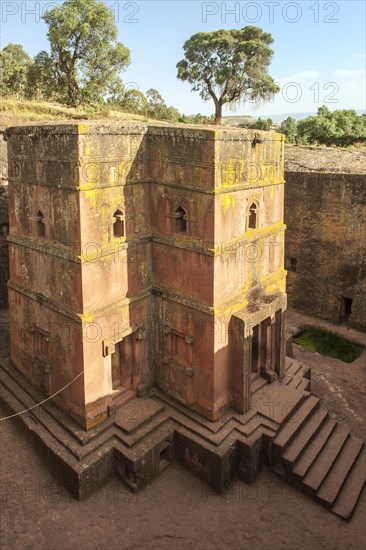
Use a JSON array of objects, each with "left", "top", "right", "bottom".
[
  {"left": 0, "top": 130, "right": 8, "bottom": 308},
  {"left": 285, "top": 168, "right": 366, "bottom": 330},
  {"left": 0, "top": 187, "right": 8, "bottom": 308}
]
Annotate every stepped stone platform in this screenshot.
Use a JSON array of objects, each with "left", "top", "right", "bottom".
[
  {"left": 269, "top": 385, "right": 366, "bottom": 520},
  {"left": 0, "top": 356, "right": 364, "bottom": 520}
]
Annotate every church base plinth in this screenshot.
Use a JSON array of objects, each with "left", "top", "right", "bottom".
[{"left": 0, "top": 357, "right": 309, "bottom": 499}]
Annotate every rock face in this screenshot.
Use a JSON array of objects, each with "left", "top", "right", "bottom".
[
  {"left": 0, "top": 191, "right": 9, "bottom": 308},
  {"left": 284, "top": 146, "right": 366, "bottom": 330},
  {"left": 0, "top": 129, "right": 9, "bottom": 307},
  {"left": 5, "top": 122, "right": 286, "bottom": 429}
]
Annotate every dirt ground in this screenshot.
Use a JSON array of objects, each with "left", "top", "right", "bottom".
[{"left": 1, "top": 310, "right": 365, "bottom": 550}]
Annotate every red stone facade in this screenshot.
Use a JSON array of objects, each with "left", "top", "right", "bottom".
[{"left": 6, "top": 123, "right": 286, "bottom": 429}]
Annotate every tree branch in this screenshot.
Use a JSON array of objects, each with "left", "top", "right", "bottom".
[{"left": 204, "top": 77, "right": 219, "bottom": 106}]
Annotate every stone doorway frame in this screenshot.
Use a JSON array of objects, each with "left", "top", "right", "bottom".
[
  {"left": 232, "top": 294, "right": 287, "bottom": 414},
  {"left": 251, "top": 312, "right": 281, "bottom": 380},
  {"left": 102, "top": 324, "right": 146, "bottom": 396}
]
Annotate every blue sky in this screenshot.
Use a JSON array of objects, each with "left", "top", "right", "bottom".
[{"left": 1, "top": 0, "right": 365, "bottom": 117}]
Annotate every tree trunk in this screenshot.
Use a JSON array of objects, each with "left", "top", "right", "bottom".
[
  {"left": 213, "top": 101, "right": 222, "bottom": 125},
  {"left": 67, "top": 68, "right": 81, "bottom": 106}
]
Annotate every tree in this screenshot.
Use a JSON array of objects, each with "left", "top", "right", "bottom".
[
  {"left": 190, "top": 113, "right": 214, "bottom": 124},
  {"left": 106, "top": 79, "right": 125, "bottom": 104},
  {"left": 119, "top": 89, "right": 148, "bottom": 113},
  {"left": 145, "top": 88, "right": 181, "bottom": 121},
  {"left": 249, "top": 117, "right": 273, "bottom": 131},
  {"left": 297, "top": 106, "right": 366, "bottom": 147},
  {"left": 164, "top": 105, "right": 181, "bottom": 122},
  {"left": 278, "top": 116, "right": 298, "bottom": 144},
  {"left": 179, "top": 113, "right": 214, "bottom": 124},
  {"left": 177, "top": 26, "right": 280, "bottom": 125},
  {"left": 26, "top": 51, "right": 63, "bottom": 101},
  {"left": 42, "top": 0, "right": 130, "bottom": 105},
  {"left": 146, "top": 88, "right": 166, "bottom": 118},
  {"left": 0, "top": 44, "right": 32, "bottom": 98}
]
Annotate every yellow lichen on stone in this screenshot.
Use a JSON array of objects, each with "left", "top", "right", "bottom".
[
  {"left": 78, "top": 123, "right": 87, "bottom": 135},
  {"left": 222, "top": 193, "right": 234, "bottom": 213},
  {"left": 79, "top": 312, "right": 95, "bottom": 323},
  {"left": 220, "top": 159, "right": 239, "bottom": 188}
]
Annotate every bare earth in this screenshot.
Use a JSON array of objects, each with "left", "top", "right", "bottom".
[{"left": 1, "top": 310, "right": 365, "bottom": 550}]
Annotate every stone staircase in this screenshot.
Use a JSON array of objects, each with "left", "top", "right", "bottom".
[
  {"left": 250, "top": 357, "right": 311, "bottom": 395},
  {"left": 270, "top": 392, "right": 366, "bottom": 520},
  {"left": 1, "top": 354, "right": 364, "bottom": 517},
  {"left": 283, "top": 357, "right": 311, "bottom": 391},
  {"left": 252, "top": 357, "right": 311, "bottom": 396}
]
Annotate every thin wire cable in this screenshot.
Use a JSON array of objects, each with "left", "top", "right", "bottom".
[{"left": 0, "top": 364, "right": 85, "bottom": 421}]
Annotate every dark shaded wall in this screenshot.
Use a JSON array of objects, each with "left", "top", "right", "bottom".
[
  {"left": 0, "top": 132, "right": 8, "bottom": 308},
  {"left": 284, "top": 170, "right": 366, "bottom": 330},
  {"left": 0, "top": 188, "right": 9, "bottom": 308}
]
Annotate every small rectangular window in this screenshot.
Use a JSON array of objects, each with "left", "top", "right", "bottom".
[
  {"left": 290, "top": 257, "right": 297, "bottom": 272},
  {"left": 34, "top": 328, "right": 49, "bottom": 359},
  {"left": 36, "top": 211, "right": 45, "bottom": 237},
  {"left": 113, "top": 209, "right": 125, "bottom": 238},
  {"left": 175, "top": 207, "right": 187, "bottom": 234},
  {"left": 248, "top": 203, "right": 258, "bottom": 229},
  {"left": 166, "top": 330, "right": 191, "bottom": 365}
]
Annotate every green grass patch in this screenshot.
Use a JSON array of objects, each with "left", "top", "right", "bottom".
[{"left": 293, "top": 327, "right": 364, "bottom": 363}]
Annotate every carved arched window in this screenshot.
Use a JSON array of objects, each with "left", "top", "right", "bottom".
[
  {"left": 36, "top": 210, "right": 45, "bottom": 237},
  {"left": 113, "top": 209, "right": 125, "bottom": 238},
  {"left": 248, "top": 202, "right": 258, "bottom": 230},
  {"left": 175, "top": 207, "right": 187, "bottom": 234}
]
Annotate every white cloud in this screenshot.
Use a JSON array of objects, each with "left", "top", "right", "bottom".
[
  {"left": 333, "top": 69, "right": 366, "bottom": 77},
  {"left": 278, "top": 71, "right": 320, "bottom": 82},
  {"left": 293, "top": 71, "right": 320, "bottom": 79}
]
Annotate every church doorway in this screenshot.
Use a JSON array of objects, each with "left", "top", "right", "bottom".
[
  {"left": 251, "top": 311, "right": 281, "bottom": 381},
  {"left": 111, "top": 333, "right": 141, "bottom": 391},
  {"left": 340, "top": 296, "right": 352, "bottom": 325}
]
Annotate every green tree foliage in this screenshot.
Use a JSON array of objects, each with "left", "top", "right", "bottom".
[
  {"left": 0, "top": 43, "right": 32, "bottom": 98},
  {"left": 106, "top": 79, "right": 125, "bottom": 104},
  {"left": 182, "top": 113, "right": 214, "bottom": 124},
  {"left": 164, "top": 106, "right": 181, "bottom": 122},
  {"left": 249, "top": 117, "right": 273, "bottom": 131},
  {"left": 278, "top": 116, "right": 298, "bottom": 144},
  {"left": 26, "top": 51, "right": 63, "bottom": 100},
  {"left": 146, "top": 88, "right": 165, "bottom": 117},
  {"left": 119, "top": 89, "right": 148, "bottom": 114},
  {"left": 297, "top": 106, "right": 366, "bottom": 147},
  {"left": 191, "top": 113, "right": 214, "bottom": 124},
  {"left": 106, "top": 85, "right": 181, "bottom": 121},
  {"left": 176, "top": 26, "right": 280, "bottom": 125},
  {"left": 146, "top": 88, "right": 180, "bottom": 121},
  {"left": 42, "top": 0, "right": 130, "bottom": 105}
]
